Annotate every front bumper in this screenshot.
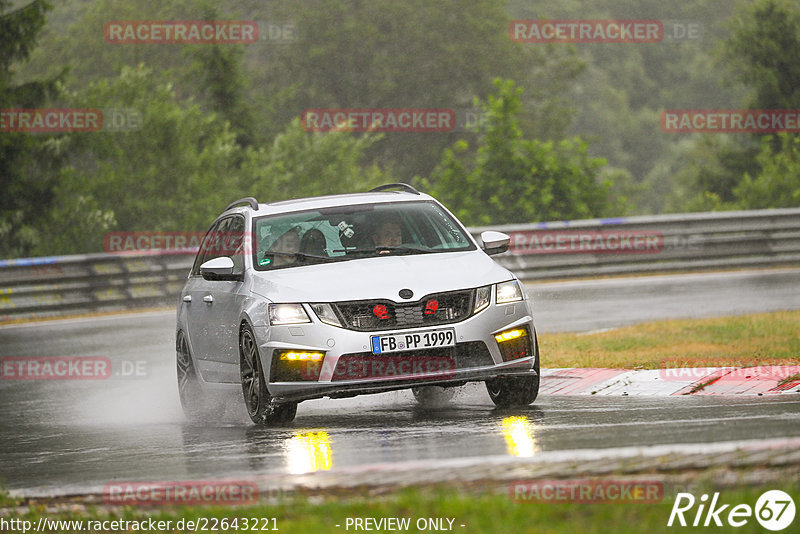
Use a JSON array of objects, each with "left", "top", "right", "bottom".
[{"left": 253, "top": 298, "right": 537, "bottom": 403}]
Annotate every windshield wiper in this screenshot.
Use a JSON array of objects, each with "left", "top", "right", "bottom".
[
  {"left": 262, "top": 251, "right": 340, "bottom": 262},
  {"left": 331, "top": 246, "right": 435, "bottom": 256}
]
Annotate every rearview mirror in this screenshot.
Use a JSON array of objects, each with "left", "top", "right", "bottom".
[
  {"left": 200, "top": 256, "right": 239, "bottom": 281},
  {"left": 480, "top": 231, "right": 510, "bottom": 256}
]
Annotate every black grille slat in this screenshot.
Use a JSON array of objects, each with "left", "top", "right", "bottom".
[{"left": 333, "top": 290, "right": 474, "bottom": 332}]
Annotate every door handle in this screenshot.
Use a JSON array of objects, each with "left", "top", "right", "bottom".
[
  {"left": 203, "top": 295, "right": 214, "bottom": 303},
  {"left": 183, "top": 295, "right": 192, "bottom": 302}
]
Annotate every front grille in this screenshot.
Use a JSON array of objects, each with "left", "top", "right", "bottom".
[
  {"left": 333, "top": 289, "right": 474, "bottom": 332},
  {"left": 332, "top": 341, "right": 493, "bottom": 381}
]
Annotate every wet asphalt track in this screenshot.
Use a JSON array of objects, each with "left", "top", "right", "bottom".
[{"left": 1, "top": 268, "right": 799, "bottom": 496}]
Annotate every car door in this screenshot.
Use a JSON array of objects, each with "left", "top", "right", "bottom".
[
  {"left": 183, "top": 218, "right": 222, "bottom": 370},
  {"left": 202, "top": 215, "right": 247, "bottom": 381},
  {"left": 183, "top": 216, "right": 245, "bottom": 383}
]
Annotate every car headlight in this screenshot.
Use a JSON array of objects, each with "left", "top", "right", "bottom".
[
  {"left": 269, "top": 303, "right": 311, "bottom": 325},
  {"left": 474, "top": 285, "right": 491, "bottom": 314},
  {"left": 496, "top": 280, "right": 523, "bottom": 304},
  {"left": 310, "top": 303, "right": 343, "bottom": 327}
]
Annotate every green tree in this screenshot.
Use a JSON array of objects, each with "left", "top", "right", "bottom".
[
  {"left": 734, "top": 133, "right": 800, "bottom": 208},
  {"left": 0, "top": 0, "right": 64, "bottom": 258},
  {"left": 724, "top": 0, "right": 800, "bottom": 111},
  {"left": 254, "top": 0, "right": 584, "bottom": 181},
  {"left": 240, "top": 118, "right": 386, "bottom": 204},
  {"left": 35, "top": 64, "right": 389, "bottom": 255},
  {"left": 426, "top": 79, "right": 612, "bottom": 226},
  {"left": 665, "top": 0, "right": 800, "bottom": 213},
  {"left": 509, "top": 0, "right": 744, "bottom": 213},
  {"left": 657, "top": 135, "right": 760, "bottom": 213},
  {"left": 39, "top": 64, "right": 242, "bottom": 255}
]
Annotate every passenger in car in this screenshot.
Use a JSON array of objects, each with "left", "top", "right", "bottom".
[{"left": 300, "top": 228, "right": 328, "bottom": 257}]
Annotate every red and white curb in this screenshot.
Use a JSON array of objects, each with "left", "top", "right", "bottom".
[{"left": 540, "top": 366, "right": 800, "bottom": 396}]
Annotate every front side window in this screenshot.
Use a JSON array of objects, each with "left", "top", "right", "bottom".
[
  {"left": 191, "top": 215, "right": 246, "bottom": 276},
  {"left": 252, "top": 201, "right": 475, "bottom": 270}
]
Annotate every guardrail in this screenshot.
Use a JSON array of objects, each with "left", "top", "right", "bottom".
[
  {"left": 1, "top": 208, "right": 799, "bottom": 322},
  {"left": 472, "top": 207, "right": 800, "bottom": 280}
]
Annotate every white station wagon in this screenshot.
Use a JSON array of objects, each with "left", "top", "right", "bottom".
[{"left": 176, "top": 184, "right": 540, "bottom": 424}]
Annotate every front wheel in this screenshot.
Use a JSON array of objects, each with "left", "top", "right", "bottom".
[
  {"left": 485, "top": 375, "right": 539, "bottom": 407},
  {"left": 240, "top": 324, "right": 297, "bottom": 425},
  {"left": 485, "top": 332, "right": 540, "bottom": 407}
]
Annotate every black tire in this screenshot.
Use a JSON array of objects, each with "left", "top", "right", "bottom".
[
  {"left": 239, "top": 324, "right": 297, "bottom": 425},
  {"left": 176, "top": 331, "right": 213, "bottom": 421},
  {"left": 485, "top": 332, "right": 540, "bottom": 407}
]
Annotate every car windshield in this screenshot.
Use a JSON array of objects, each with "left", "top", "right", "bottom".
[{"left": 252, "top": 200, "right": 475, "bottom": 270}]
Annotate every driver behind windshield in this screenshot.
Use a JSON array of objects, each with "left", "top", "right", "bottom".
[
  {"left": 267, "top": 227, "right": 300, "bottom": 266},
  {"left": 372, "top": 219, "right": 403, "bottom": 249}
]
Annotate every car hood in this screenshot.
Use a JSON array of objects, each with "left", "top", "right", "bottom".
[{"left": 249, "top": 250, "right": 513, "bottom": 303}]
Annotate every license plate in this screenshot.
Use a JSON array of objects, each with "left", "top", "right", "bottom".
[{"left": 371, "top": 328, "right": 456, "bottom": 354}]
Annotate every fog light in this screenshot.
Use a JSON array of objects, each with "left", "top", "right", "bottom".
[
  {"left": 272, "top": 350, "right": 326, "bottom": 381},
  {"left": 495, "top": 327, "right": 532, "bottom": 362},
  {"left": 495, "top": 329, "right": 526, "bottom": 343},
  {"left": 280, "top": 351, "right": 324, "bottom": 361}
]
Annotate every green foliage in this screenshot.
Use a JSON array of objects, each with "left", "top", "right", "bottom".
[
  {"left": 660, "top": 0, "right": 800, "bottom": 213},
  {"left": 0, "top": 0, "right": 64, "bottom": 258},
  {"left": 508, "top": 0, "right": 745, "bottom": 213},
  {"left": 656, "top": 136, "right": 760, "bottom": 213},
  {"left": 240, "top": 119, "right": 387, "bottom": 204},
  {"left": 32, "top": 64, "right": 388, "bottom": 256},
  {"left": 21, "top": 0, "right": 585, "bottom": 183},
  {"left": 258, "top": 0, "right": 585, "bottom": 180},
  {"left": 734, "top": 134, "right": 800, "bottom": 208},
  {"left": 427, "top": 80, "right": 610, "bottom": 225},
  {"left": 724, "top": 0, "right": 800, "bottom": 110},
  {"left": 33, "top": 64, "right": 238, "bottom": 255},
  {"left": 9, "top": 0, "right": 799, "bottom": 260}
]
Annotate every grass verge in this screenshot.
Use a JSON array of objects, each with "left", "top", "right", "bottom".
[
  {"left": 540, "top": 311, "right": 800, "bottom": 369},
  {"left": 2, "top": 481, "right": 799, "bottom": 533}
]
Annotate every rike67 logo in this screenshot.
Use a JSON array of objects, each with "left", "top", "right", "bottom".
[{"left": 668, "top": 490, "right": 795, "bottom": 531}]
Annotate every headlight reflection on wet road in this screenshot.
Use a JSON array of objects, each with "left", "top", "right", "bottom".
[
  {"left": 500, "top": 416, "right": 539, "bottom": 457},
  {"left": 285, "top": 430, "right": 333, "bottom": 474}
]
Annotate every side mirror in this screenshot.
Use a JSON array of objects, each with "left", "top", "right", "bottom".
[
  {"left": 200, "top": 256, "right": 239, "bottom": 281},
  {"left": 480, "top": 231, "right": 510, "bottom": 256}
]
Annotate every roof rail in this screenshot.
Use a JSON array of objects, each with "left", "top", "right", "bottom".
[
  {"left": 368, "top": 183, "right": 421, "bottom": 195},
  {"left": 225, "top": 197, "right": 259, "bottom": 211}
]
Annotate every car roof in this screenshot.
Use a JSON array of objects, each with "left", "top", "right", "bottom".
[{"left": 222, "top": 189, "right": 437, "bottom": 218}]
